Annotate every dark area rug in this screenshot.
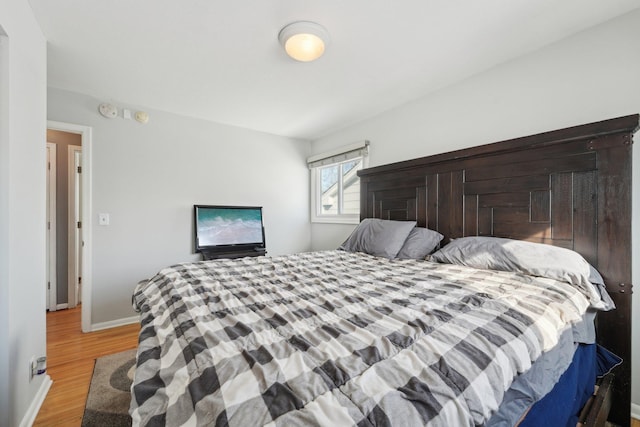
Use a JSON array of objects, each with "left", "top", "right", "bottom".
[{"left": 82, "top": 348, "right": 136, "bottom": 427}]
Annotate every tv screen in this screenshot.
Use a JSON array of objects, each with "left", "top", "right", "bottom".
[{"left": 194, "top": 205, "right": 265, "bottom": 253}]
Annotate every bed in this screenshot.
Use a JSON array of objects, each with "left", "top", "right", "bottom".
[{"left": 131, "top": 115, "right": 637, "bottom": 426}]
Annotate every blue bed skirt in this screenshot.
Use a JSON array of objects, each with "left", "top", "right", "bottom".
[{"left": 520, "top": 344, "right": 621, "bottom": 427}]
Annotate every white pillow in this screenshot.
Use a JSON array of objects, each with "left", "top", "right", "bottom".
[{"left": 430, "top": 236, "right": 614, "bottom": 311}]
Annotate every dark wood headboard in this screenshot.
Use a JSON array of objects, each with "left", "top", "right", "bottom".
[{"left": 358, "top": 114, "right": 638, "bottom": 426}]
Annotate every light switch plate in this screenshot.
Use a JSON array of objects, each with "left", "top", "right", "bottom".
[{"left": 98, "top": 213, "right": 110, "bottom": 226}]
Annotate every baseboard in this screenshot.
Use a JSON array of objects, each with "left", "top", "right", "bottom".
[
  {"left": 631, "top": 402, "right": 640, "bottom": 420},
  {"left": 91, "top": 315, "right": 139, "bottom": 332},
  {"left": 19, "top": 374, "right": 52, "bottom": 427},
  {"left": 56, "top": 303, "right": 68, "bottom": 310}
]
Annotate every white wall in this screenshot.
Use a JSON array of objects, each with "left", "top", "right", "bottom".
[
  {"left": 310, "top": 9, "right": 640, "bottom": 411},
  {"left": 47, "top": 88, "right": 311, "bottom": 326},
  {"left": 634, "top": 133, "right": 640, "bottom": 417},
  {"left": 0, "top": 1, "right": 48, "bottom": 426},
  {"left": 0, "top": 25, "right": 9, "bottom": 427}
]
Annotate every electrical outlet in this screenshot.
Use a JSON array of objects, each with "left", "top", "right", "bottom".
[{"left": 29, "top": 356, "right": 36, "bottom": 381}]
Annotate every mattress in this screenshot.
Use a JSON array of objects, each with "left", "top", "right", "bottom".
[{"left": 130, "top": 250, "right": 600, "bottom": 426}]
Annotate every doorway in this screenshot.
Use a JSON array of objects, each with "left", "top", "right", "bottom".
[
  {"left": 47, "top": 121, "right": 93, "bottom": 332},
  {"left": 46, "top": 131, "right": 79, "bottom": 312}
]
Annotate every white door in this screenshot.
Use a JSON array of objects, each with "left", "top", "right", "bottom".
[
  {"left": 68, "top": 146, "right": 82, "bottom": 306},
  {"left": 46, "top": 143, "right": 57, "bottom": 311}
]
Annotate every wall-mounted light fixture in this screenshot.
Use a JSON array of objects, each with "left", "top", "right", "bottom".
[
  {"left": 134, "top": 111, "right": 149, "bottom": 124},
  {"left": 278, "top": 21, "right": 329, "bottom": 62}
]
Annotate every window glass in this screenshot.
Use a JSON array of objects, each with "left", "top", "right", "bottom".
[
  {"left": 341, "top": 159, "right": 362, "bottom": 215},
  {"left": 320, "top": 164, "right": 339, "bottom": 214},
  {"left": 313, "top": 157, "right": 363, "bottom": 222}
]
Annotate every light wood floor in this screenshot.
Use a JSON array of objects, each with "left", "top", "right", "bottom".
[
  {"left": 32, "top": 306, "right": 640, "bottom": 427},
  {"left": 34, "top": 306, "right": 139, "bottom": 426}
]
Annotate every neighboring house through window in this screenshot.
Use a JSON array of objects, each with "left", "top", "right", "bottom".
[{"left": 308, "top": 141, "right": 369, "bottom": 224}]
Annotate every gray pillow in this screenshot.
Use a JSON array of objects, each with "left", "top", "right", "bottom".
[
  {"left": 339, "top": 218, "right": 416, "bottom": 259},
  {"left": 429, "top": 236, "right": 613, "bottom": 310},
  {"left": 396, "top": 227, "right": 444, "bottom": 260},
  {"left": 588, "top": 265, "right": 616, "bottom": 310}
]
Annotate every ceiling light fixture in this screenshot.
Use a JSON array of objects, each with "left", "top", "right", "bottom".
[{"left": 278, "top": 21, "right": 329, "bottom": 62}]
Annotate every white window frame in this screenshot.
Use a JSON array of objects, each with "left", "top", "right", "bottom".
[{"left": 309, "top": 141, "right": 369, "bottom": 224}]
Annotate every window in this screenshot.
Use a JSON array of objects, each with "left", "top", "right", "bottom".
[{"left": 308, "top": 141, "right": 369, "bottom": 224}]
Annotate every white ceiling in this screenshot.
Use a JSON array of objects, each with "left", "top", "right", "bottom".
[{"left": 29, "top": 0, "right": 640, "bottom": 140}]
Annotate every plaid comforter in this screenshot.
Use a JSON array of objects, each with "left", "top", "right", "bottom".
[{"left": 131, "top": 250, "right": 593, "bottom": 427}]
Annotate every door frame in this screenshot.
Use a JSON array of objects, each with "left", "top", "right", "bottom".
[
  {"left": 46, "top": 142, "right": 57, "bottom": 311},
  {"left": 67, "top": 145, "right": 82, "bottom": 308},
  {"left": 48, "top": 120, "right": 93, "bottom": 332}
]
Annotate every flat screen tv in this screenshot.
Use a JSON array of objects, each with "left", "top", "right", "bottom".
[{"left": 194, "top": 205, "right": 266, "bottom": 253}]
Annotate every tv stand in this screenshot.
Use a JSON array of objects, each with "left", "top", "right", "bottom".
[{"left": 201, "top": 248, "right": 266, "bottom": 261}]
